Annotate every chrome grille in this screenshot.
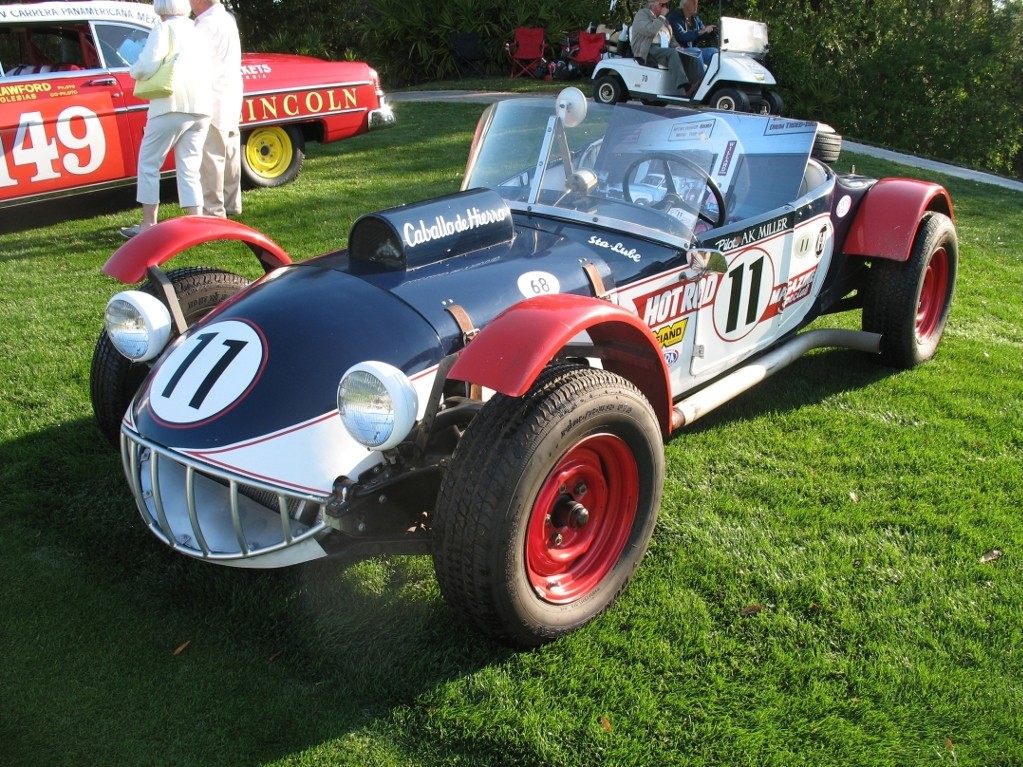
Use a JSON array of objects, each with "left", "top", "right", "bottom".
[{"left": 120, "top": 428, "right": 329, "bottom": 563}]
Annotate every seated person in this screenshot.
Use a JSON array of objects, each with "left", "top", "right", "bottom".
[
  {"left": 667, "top": 0, "right": 718, "bottom": 82},
  {"left": 630, "top": 0, "right": 690, "bottom": 94}
]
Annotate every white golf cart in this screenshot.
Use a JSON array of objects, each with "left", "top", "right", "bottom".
[{"left": 592, "top": 15, "right": 783, "bottom": 113}]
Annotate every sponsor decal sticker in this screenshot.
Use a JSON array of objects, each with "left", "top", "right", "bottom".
[
  {"left": 669, "top": 118, "right": 716, "bottom": 142},
  {"left": 718, "top": 140, "right": 737, "bottom": 176},
  {"left": 655, "top": 318, "right": 690, "bottom": 348},
  {"left": 712, "top": 212, "right": 794, "bottom": 252},
  {"left": 632, "top": 275, "right": 718, "bottom": 328},
  {"left": 763, "top": 118, "right": 817, "bottom": 136},
  {"left": 401, "top": 205, "right": 508, "bottom": 248},
  {"left": 587, "top": 234, "right": 642, "bottom": 262}
]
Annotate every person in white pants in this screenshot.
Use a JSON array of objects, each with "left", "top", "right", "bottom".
[
  {"left": 191, "top": 0, "right": 243, "bottom": 218},
  {"left": 121, "top": 0, "right": 213, "bottom": 238}
]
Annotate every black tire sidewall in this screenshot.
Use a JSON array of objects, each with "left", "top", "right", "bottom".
[
  {"left": 710, "top": 87, "right": 749, "bottom": 112},
  {"left": 90, "top": 267, "right": 248, "bottom": 447},
  {"left": 593, "top": 75, "right": 623, "bottom": 104},
  {"left": 434, "top": 366, "right": 664, "bottom": 648},
  {"left": 502, "top": 388, "right": 663, "bottom": 633},
  {"left": 863, "top": 212, "right": 958, "bottom": 368}
]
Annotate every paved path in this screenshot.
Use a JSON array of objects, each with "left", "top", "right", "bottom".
[{"left": 390, "top": 90, "right": 1023, "bottom": 194}]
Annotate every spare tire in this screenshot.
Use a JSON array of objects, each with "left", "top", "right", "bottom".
[{"left": 812, "top": 123, "right": 842, "bottom": 164}]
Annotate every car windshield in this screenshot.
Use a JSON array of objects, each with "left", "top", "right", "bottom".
[{"left": 462, "top": 92, "right": 819, "bottom": 246}]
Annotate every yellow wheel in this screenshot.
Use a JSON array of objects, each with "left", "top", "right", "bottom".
[{"left": 240, "top": 125, "right": 305, "bottom": 188}]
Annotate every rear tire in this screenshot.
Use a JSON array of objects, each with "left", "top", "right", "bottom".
[
  {"left": 812, "top": 123, "right": 843, "bottom": 164},
  {"left": 432, "top": 365, "right": 663, "bottom": 648},
  {"left": 862, "top": 212, "right": 957, "bottom": 368},
  {"left": 708, "top": 87, "right": 750, "bottom": 112},
  {"left": 90, "top": 267, "right": 249, "bottom": 446},
  {"left": 241, "top": 125, "right": 306, "bottom": 188}
]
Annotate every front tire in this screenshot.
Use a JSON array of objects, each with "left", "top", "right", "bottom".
[
  {"left": 862, "top": 212, "right": 957, "bottom": 368},
  {"left": 762, "top": 90, "right": 784, "bottom": 115},
  {"left": 241, "top": 125, "right": 305, "bottom": 188},
  {"left": 90, "top": 267, "right": 249, "bottom": 446},
  {"left": 593, "top": 74, "right": 627, "bottom": 105},
  {"left": 433, "top": 365, "right": 664, "bottom": 649}
]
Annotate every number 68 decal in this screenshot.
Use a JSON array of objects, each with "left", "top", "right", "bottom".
[{"left": 149, "top": 321, "right": 266, "bottom": 425}]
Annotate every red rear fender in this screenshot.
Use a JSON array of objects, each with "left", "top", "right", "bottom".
[
  {"left": 843, "top": 178, "right": 954, "bottom": 262},
  {"left": 448, "top": 293, "right": 673, "bottom": 434},
  {"left": 102, "top": 217, "right": 292, "bottom": 284}
]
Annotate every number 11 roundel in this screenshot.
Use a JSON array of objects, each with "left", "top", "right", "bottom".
[{"left": 148, "top": 320, "right": 267, "bottom": 426}]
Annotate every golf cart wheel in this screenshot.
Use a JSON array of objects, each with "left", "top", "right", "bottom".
[
  {"left": 241, "top": 125, "right": 306, "bottom": 188},
  {"left": 708, "top": 87, "right": 750, "bottom": 112},
  {"left": 762, "top": 90, "right": 784, "bottom": 115},
  {"left": 432, "top": 364, "right": 664, "bottom": 649},
  {"left": 90, "top": 267, "right": 249, "bottom": 447},
  {"left": 862, "top": 212, "right": 958, "bottom": 369},
  {"left": 593, "top": 74, "right": 627, "bottom": 105},
  {"left": 812, "top": 123, "right": 843, "bottom": 164}
]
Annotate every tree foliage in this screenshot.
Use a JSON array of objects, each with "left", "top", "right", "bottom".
[{"left": 228, "top": 0, "right": 1023, "bottom": 178}]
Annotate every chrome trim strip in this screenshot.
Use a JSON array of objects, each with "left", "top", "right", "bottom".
[
  {"left": 229, "top": 481, "right": 247, "bottom": 554},
  {"left": 184, "top": 465, "right": 211, "bottom": 556},
  {"left": 149, "top": 448, "right": 173, "bottom": 545}
]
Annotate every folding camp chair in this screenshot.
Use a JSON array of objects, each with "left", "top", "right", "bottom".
[
  {"left": 506, "top": 26, "right": 548, "bottom": 79},
  {"left": 449, "top": 31, "right": 487, "bottom": 79},
  {"left": 567, "top": 30, "right": 607, "bottom": 76}
]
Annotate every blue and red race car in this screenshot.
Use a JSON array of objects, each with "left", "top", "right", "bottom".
[
  {"left": 0, "top": 1, "right": 393, "bottom": 207},
  {"left": 91, "top": 88, "right": 957, "bottom": 648}
]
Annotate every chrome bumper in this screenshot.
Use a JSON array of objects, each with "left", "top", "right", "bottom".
[
  {"left": 368, "top": 97, "right": 396, "bottom": 130},
  {"left": 120, "top": 429, "right": 331, "bottom": 568}
]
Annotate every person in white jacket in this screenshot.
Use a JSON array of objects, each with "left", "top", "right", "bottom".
[
  {"left": 191, "top": 0, "right": 243, "bottom": 218},
  {"left": 121, "top": 0, "right": 213, "bottom": 238}
]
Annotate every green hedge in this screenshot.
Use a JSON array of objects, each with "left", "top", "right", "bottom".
[{"left": 230, "top": 0, "right": 1023, "bottom": 179}]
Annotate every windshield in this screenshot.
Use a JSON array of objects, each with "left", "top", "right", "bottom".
[{"left": 462, "top": 94, "right": 819, "bottom": 245}]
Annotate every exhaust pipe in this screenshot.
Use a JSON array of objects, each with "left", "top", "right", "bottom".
[{"left": 670, "top": 329, "right": 881, "bottom": 431}]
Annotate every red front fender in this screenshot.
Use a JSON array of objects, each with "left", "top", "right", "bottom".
[
  {"left": 448, "top": 293, "right": 673, "bottom": 434},
  {"left": 102, "top": 217, "right": 292, "bottom": 284},
  {"left": 843, "top": 178, "right": 955, "bottom": 262}
]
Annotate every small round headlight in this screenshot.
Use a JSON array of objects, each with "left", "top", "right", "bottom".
[
  {"left": 104, "top": 291, "right": 172, "bottom": 362},
  {"left": 337, "top": 361, "right": 418, "bottom": 451}
]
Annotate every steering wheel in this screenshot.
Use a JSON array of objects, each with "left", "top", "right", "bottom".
[{"left": 622, "top": 152, "right": 726, "bottom": 229}]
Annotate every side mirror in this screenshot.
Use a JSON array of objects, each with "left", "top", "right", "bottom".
[{"left": 689, "top": 248, "right": 727, "bottom": 274}]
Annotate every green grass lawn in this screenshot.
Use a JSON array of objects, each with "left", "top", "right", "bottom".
[{"left": 1, "top": 101, "right": 1021, "bottom": 767}]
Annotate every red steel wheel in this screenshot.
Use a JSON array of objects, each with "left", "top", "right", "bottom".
[
  {"left": 916, "top": 244, "right": 951, "bottom": 343},
  {"left": 525, "top": 434, "right": 640, "bottom": 604}
]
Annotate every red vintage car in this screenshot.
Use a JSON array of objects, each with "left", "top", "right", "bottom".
[{"left": 0, "top": 1, "right": 394, "bottom": 208}]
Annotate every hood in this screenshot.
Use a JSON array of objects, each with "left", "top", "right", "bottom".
[
  {"left": 131, "top": 265, "right": 444, "bottom": 452},
  {"left": 240, "top": 53, "right": 376, "bottom": 88}
]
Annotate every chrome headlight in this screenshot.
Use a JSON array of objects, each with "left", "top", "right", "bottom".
[
  {"left": 337, "top": 361, "right": 418, "bottom": 451},
  {"left": 104, "top": 291, "right": 172, "bottom": 362}
]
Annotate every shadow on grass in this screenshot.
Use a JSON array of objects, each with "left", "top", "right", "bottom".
[
  {"left": 1, "top": 345, "right": 894, "bottom": 766},
  {"left": 1, "top": 416, "right": 508, "bottom": 767},
  {"left": 671, "top": 344, "right": 895, "bottom": 437}
]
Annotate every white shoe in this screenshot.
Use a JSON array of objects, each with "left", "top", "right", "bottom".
[{"left": 119, "top": 224, "right": 141, "bottom": 239}]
